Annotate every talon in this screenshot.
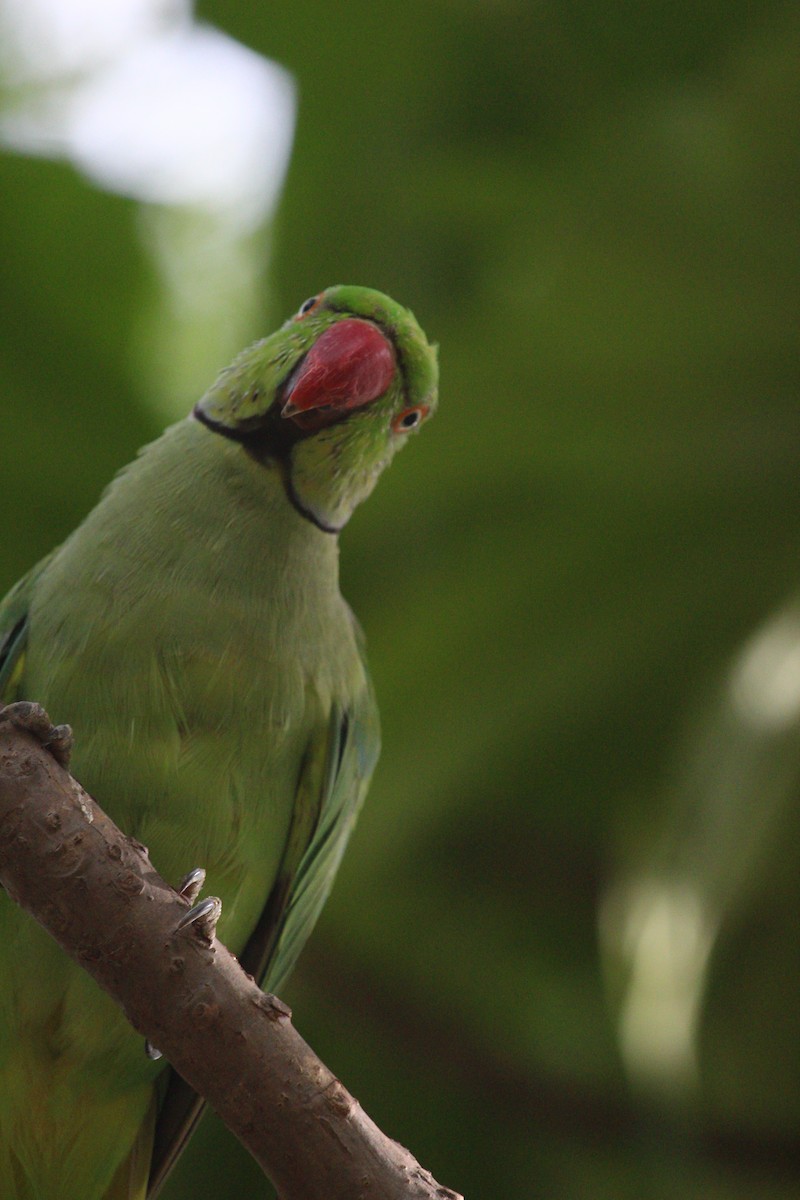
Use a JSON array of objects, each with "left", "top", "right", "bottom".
[
  {"left": 145, "top": 1040, "right": 163, "bottom": 1061},
  {"left": 1, "top": 702, "right": 73, "bottom": 768},
  {"left": 178, "top": 867, "right": 206, "bottom": 905},
  {"left": 177, "top": 896, "right": 221, "bottom": 941},
  {"left": 3, "top": 701, "right": 52, "bottom": 739},
  {"left": 45, "top": 723, "right": 74, "bottom": 768}
]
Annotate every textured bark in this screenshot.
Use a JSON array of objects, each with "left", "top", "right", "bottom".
[{"left": 0, "top": 712, "right": 463, "bottom": 1200}]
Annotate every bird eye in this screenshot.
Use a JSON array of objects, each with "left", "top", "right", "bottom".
[
  {"left": 297, "top": 295, "right": 321, "bottom": 318},
  {"left": 392, "top": 405, "right": 429, "bottom": 433}
]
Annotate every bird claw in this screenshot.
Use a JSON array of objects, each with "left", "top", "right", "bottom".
[
  {"left": 142, "top": 874, "right": 220, "bottom": 1057},
  {"left": 177, "top": 867, "right": 206, "bottom": 905},
  {"left": 175, "top": 865, "right": 220, "bottom": 939},
  {"left": 144, "top": 876, "right": 219, "bottom": 1058},
  {"left": 1, "top": 701, "right": 73, "bottom": 768},
  {"left": 177, "top": 895, "right": 222, "bottom": 941}
]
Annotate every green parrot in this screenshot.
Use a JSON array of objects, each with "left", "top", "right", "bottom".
[{"left": 0, "top": 285, "right": 438, "bottom": 1199}]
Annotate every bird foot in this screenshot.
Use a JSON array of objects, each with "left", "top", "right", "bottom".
[
  {"left": 177, "top": 895, "right": 222, "bottom": 941},
  {"left": 0, "top": 701, "right": 73, "bottom": 768},
  {"left": 177, "top": 866, "right": 206, "bottom": 905},
  {"left": 175, "top": 865, "right": 221, "bottom": 938},
  {"left": 176, "top": 866, "right": 221, "bottom": 937},
  {"left": 141, "top": 871, "right": 219, "bottom": 1059}
]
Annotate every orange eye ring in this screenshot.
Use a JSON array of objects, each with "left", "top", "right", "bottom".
[{"left": 391, "top": 405, "right": 430, "bottom": 434}]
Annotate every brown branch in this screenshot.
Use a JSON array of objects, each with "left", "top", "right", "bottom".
[{"left": 0, "top": 711, "right": 463, "bottom": 1200}]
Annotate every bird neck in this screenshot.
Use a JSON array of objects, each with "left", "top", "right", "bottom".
[{"left": 94, "top": 417, "right": 343, "bottom": 611}]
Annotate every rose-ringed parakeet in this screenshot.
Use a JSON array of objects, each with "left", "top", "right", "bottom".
[{"left": 0, "top": 285, "right": 438, "bottom": 1199}]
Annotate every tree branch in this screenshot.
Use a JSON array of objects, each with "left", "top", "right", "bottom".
[{"left": 0, "top": 710, "right": 462, "bottom": 1200}]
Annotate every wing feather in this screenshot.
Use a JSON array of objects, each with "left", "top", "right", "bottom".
[
  {"left": 0, "top": 556, "right": 53, "bottom": 702},
  {"left": 147, "top": 676, "right": 379, "bottom": 1197}
]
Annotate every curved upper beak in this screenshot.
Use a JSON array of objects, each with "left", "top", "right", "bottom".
[{"left": 280, "top": 318, "right": 396, "bottom": 422}]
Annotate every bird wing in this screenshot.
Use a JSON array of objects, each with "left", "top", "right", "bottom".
[
  {"left": 0, "top": 557, "right": 53, "bottom": 703},
  {"left": 147, "top": 668, "right": 380, "bottom": 1196}
]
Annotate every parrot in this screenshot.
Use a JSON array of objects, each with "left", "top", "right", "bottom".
[{"left": 0, "top": 284, "right": 438, "bottom": 1199}]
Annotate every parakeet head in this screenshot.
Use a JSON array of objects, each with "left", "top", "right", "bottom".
[{"left": 194, "top": 285, "right": 438, "bottom": 532}]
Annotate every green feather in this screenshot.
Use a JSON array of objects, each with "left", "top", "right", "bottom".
[{"left": 0, "top": 286, "right": 437, "bottom": 1199}]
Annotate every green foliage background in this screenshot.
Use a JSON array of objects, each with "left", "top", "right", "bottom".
[{"left": 2, "top": 2, "right": 799, "bottom": 1196}]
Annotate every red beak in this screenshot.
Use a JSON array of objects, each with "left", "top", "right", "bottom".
[{"left": 281, "top": 319, "right": 396, "bottom": 429}]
